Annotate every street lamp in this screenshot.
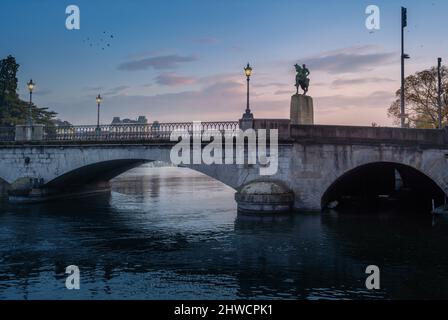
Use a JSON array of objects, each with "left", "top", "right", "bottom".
[
  {"left": 400, "top": 7, "right": 410, "bottom": 128},
  {"left": 27, "top": 79, "right": 35, "bottom": 126},
  {"left": 96, "top": 94, "right": 102, "bottom": 132},
  {"left": 243, "top": 63, "right": 253, "bottom": 119}
]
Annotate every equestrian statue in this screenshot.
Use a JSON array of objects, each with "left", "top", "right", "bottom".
[{"left": 295, "top": 64, "right": 310, "bottom": 95}]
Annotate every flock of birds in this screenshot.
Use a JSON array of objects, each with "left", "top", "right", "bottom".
[
  {"left": 82, "top": 4, "right": 439, "bottom": 51},
  {"left": 82, "top": 31, "right": 116, "bottom": 51}
]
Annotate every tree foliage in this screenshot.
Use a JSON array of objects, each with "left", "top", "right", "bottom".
[
  {"left": 388, "top": 66, "right": 448, "bottom": 128},
  {"left": 0, "top": 55, "right": 57, "bottom": 127}
]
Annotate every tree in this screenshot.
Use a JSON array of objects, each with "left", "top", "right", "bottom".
[
  {"left": 388, "top": 66, "right": 448, "bottom": 128},
  {"left": 0, "top": 55, "right": 57, "bottom": 127}
]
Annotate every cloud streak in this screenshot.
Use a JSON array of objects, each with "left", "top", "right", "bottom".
[
  {"left": 118, "top": 54, "right": 198, "bottom": 71},
  {"left": 33, "top": 89, "right": 52, "bottom": 96},
  {"left": 297, "top": 46, "right": 396, "bottom": 74},
  {"left": 315, "top": 90, "right": 394, "bottom": 111},
  {"left": 105, "top": 85, "right": 130, "bottom": 96},
  {"left": 155, "top": 73, "right": 197, "bottom": 86},
  {"left": 332, "top": 77, "right": 396, "bottom": 87},
  {"left": 84, "top": 86, "right": 104, "bottom": 92},
  {"left": 255, "top": 82, "right": 288, "bottom": 88},
  {"left": 193, "top": 37, "right": 219, "bottom": 44}
]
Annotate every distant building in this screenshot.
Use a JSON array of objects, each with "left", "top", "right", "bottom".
[
  {"left": 52, "top": 119, "right": 72, "bottom": 127},
  {"left": 111, "top": 116, "right": 148, "bottom": 125}
]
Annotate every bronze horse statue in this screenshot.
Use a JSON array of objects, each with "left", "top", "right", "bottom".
[{"left": 295, "top": 64, "right": 310, "bottom": 95}]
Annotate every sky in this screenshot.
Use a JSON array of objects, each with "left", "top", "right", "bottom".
[{"left": 0, "top": 0, "right": 447, "bottom": 126}]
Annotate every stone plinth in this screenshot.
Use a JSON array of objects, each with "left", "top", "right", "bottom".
[
  {"left": 290, "top": 94, "right": 314, "bottom": 125},
  {"left": 15, "top": 125, "right": 44, "bottom": 142}
]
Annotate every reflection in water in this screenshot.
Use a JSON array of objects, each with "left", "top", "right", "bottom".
[{"left": 0, "top": 165, "right": 447, "bottom": 299}]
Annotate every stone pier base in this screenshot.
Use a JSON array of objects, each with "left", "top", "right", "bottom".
[
  {"left": 290, "top": 94, "right": 314, "bottom": 125},
  {"left": 235, "top": 181, "right": 294, "bottom": 214}
]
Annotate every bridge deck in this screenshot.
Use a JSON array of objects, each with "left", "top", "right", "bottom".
[{"left": 1, "top": 120, "right": 447, "bottom": 147}]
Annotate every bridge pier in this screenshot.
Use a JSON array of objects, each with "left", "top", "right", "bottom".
[{"left": 235, "top": 181, "right": 295, "bottom": 214}]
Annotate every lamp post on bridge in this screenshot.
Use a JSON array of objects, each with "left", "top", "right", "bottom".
[
  {"left": 96, "top": 94, "right": 102, "bottom": 132},
  {"left": 400, "top": 7, "right": 410, "bottom": 128},
  {"left": 27, "top": 79, "right": 35, "bottom": 126},
  {"left": 242, "top": 63, "right": 253, "bottom": 119}
]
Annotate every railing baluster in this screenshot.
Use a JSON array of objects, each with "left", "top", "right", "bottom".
[{"left": 0, "top": 121, "right": 238, "bottom": 143}]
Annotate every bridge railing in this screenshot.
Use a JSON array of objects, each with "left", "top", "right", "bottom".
[
  {"left": 43, "top": 121, "right": 239, "bottom": 142},
  {"left": 0, "top": 127, "right": 15, "bottom": 142}
]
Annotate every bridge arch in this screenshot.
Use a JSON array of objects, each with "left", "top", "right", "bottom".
[
  {"left": 321, "top": 161, "right": 446, "bottom": 212},
  {"left": 42, "top": 159, "right": 240, "bottom": 194},
  {"left": 45, "top": 159, "right": 150, "bottom": 188},
  {"left": 1, "top": 144, "right": 252, "bottom": 203}
]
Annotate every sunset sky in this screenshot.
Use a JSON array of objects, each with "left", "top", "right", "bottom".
[{"left": 1, "top": 0, "right": 447, "bottom": 126}]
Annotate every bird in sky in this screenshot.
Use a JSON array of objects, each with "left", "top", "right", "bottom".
[{"left": 83, "top": 31, "right": 116, "bottom": 51}]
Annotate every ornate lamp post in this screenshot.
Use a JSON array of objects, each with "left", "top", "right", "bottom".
[
  {"left": 27, "top": 79, "right": 35, "bottom": 126},
  {"left": 243, "top": 63, "right": 253, "bottom": 119},
  {"left": 96, "top": 94, "right": 102, "bottom": 132}
]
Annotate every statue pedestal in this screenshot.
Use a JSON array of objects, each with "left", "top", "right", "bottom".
[{"left": 290, "top": 94, "right": 314, "bottom": 125}]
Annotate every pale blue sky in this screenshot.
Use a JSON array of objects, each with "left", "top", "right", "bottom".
[{"left": 1, "top": 0, "right": 447, "bottom": 125}]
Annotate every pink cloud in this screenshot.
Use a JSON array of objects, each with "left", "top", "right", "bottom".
[
  {"left": 155, "top": 73, "right": 197, "bottom": 86},
  {"left": 118, "top": 54, "right": 198, "bottom": 71}
]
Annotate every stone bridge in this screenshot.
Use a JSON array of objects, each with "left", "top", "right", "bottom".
[{"left": 1, "top": 120, "right": 448, "bottom": 213}]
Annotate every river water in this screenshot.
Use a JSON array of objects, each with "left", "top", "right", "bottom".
[{"left": 1, "top": 165, "right": 448, "bottom": 300}]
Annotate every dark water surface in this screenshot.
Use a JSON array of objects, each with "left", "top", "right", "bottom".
[{"left": 1, "top": 165, "right": 448, "bottom": 300}]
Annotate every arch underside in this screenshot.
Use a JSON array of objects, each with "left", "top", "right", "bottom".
[
  {"left": 43, "top": 160, "right": 238, "bottom": 191},
  {"left": 45, "top": 159, "right": 151, "bottom": 188},
  {"left": 322, "top": 162, "right": 446, "bottom": 212}
]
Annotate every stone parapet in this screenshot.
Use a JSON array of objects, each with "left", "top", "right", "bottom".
[{"left": 15, "top": 125, "right": 44, "bottom": 142}]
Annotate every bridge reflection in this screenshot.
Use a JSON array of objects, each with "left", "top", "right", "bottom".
[{"left": 0, "top": 194, "right": 383, "bottom": 299}]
